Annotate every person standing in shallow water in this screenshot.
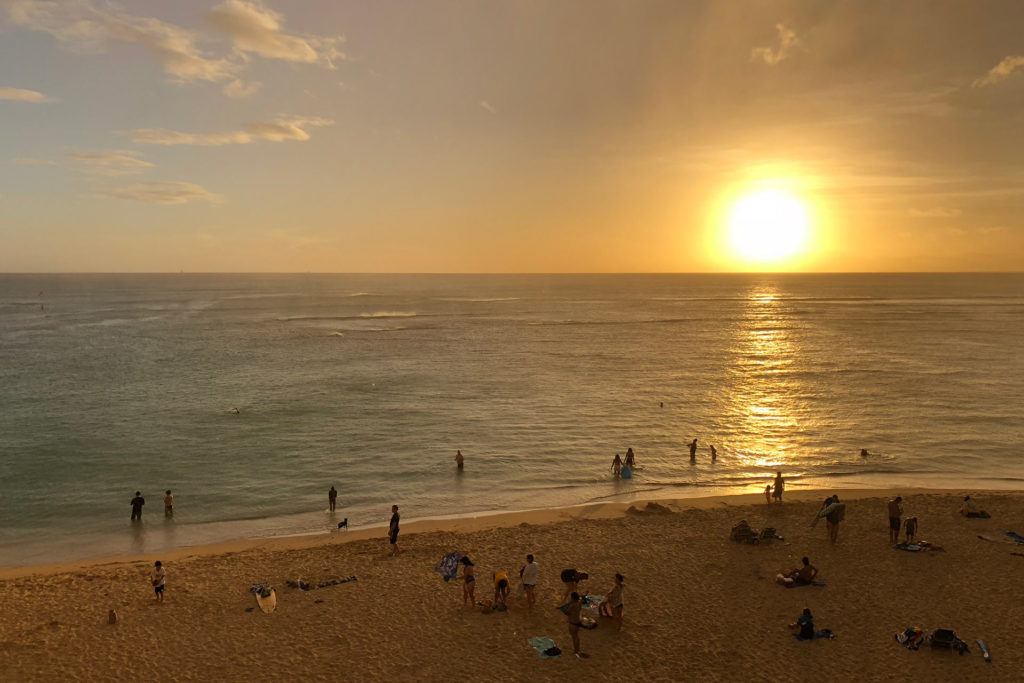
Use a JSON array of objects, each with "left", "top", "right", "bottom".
[
  {"left": 772, "top": 472, "right": 784, "bottom": 503},
  {"left": 709, "top": 444, "right": 717, "bottom": 461},
  {"left": 328, "top": 486, "right": 338, "bottom": 512},
  {"left": 130, "top": 491, "right": 145, "bottom": 521},
  {"left": 689, "top": 439, "right": 698, "bottom": 462},
  {"left": 163, "top": 490, "right": 173, "bottom": 517},
  {"left": 455, "top": 450, "right": 464, "bottom": 470},
  {"left": 611, "top": 453, "right": 622, "bottom": 477}
]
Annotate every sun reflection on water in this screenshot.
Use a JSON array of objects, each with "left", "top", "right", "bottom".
[{"left": 721, "top": 285, "right": 806, "bottom": 470}]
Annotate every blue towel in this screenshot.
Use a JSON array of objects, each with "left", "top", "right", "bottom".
[
  {"left": 1004, "top": 532, "right": 1024, "bottom": 545},
  {"left": 435, "top": 551, "right": 462, "bottom": 582},
  {"left": 528, "top": 636, "right": 561, "bottom": 658}
]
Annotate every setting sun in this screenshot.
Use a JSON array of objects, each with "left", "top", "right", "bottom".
[{"left": 727, "top": 190, "right": 810, "bottom": 263}]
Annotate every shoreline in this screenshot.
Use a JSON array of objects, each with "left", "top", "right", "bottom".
[{"left": 0, "top": 486, "right": 993, "bottom": 580}]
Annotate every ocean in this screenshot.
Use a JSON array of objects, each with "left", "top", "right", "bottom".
[{"left": 1, "top": 273, "right": 1022, "bottom": 567}]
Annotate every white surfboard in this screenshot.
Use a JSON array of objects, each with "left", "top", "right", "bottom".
[{"left": 255, "top": 587, "right": 277, "bottom": 614}]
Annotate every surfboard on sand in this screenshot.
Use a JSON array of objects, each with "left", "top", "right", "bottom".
[
  {"left": 977, "top": 639, "right": 991, "bottom": 662},
  {"left": 255, "top": 586, "right": 277, "bottom": 613}
]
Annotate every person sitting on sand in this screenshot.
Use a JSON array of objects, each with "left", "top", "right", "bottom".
[
  {"left": 961, "top": 495, "right": 991, "bottom": 518},
  {"left": 624, "top": 448, "right": 635, "bottom": 468},
  {"left": 493, "top": 570, "right": 510, "bottom": 607},
  {"left": 772, "top": 472, "right": 784, "bottom": 503},
  {"left": 599, "top": 573, "right": 625, "bottom": 631},
  {"left": 790, "top": 608, "right": 815, "bottom": 639},
  {"left": 904, "top": 517, "right": 918, "bottom": 543},
  {"left": 611, "top": 453, "right": 623, "bottom": 477},
  {"left": 460, "top": 556, "right": 475, "bottom": 606},
  {"left": 788, "top": 557, "right": 819, "bottom": 585}
]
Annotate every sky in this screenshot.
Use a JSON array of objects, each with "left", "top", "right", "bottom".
[{"left": 2, "top": 0, "right": 1023, "bottom": 273}]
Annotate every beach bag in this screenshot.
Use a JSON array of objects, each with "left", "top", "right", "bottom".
[
  {"left": 930, "top": 629, "right": 969, "bottom": 655},
  {"left": 543, "top": 646, "right": 562, "bottom": 657}
]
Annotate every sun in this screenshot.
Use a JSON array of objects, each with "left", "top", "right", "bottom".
[{"left": 727, "top": 189, "right": 809, "bottom": 262}]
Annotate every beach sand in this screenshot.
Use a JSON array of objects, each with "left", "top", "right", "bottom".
[{"left": 1, "top": 489, "right": 1021, "bottom": 681}]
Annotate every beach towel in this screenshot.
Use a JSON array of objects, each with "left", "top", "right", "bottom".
[
  {"left": 793, "top": 629, "right": 835, "bottom": 641},
  {"left": 582, "top": 595, "right": 604, "bottom": 611},
  {"left": 893, "top": 542, "right": 944, "bottom": 552},
  {"left": 528, "top": 637, "right": 561, "bottom": 658},
  {"left": 895, "top": 627, "right": 925, "bottom": 650},
  {"left": 1003, "top": 532, "right": 1024, "bottom": 545},
  {"left": 435, "top": 552, "right": 462, "bottom": 582}
]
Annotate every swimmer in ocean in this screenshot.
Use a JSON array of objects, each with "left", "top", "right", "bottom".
[
  {"left": 860, "top": 448, "right": 870, "bottom": 457},
  {"left": 611, "top": 453, "right": 623, "bottom": 476},
  {"left": 455, "top": 450, "right": 464, "bottom": 469}
]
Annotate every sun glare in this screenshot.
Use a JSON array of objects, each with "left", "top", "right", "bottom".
[{"left": 727, "top": 190, "right": 809, "bottom": 263}]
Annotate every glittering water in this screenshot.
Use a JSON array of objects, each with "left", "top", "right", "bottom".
[{"left": 1, "top": 273, "right": 1022, "bottom": 566}]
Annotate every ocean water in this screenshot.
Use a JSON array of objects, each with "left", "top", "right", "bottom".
[{"left": 1, "top": 273, "right": 1022, "bottom": 567}]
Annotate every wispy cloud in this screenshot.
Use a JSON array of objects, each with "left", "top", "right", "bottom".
[
  {"left": 6, "top": 0, "right": 238, "bottom": 83},
  {"left": 479, "top": 100, "right": 497, "bottom": 114},
  {"left": 126, "top": 116, "right": 334, "bottom": 146},
  {"left": 909, "top": 207, "right": 962, "bottom": 218},
  {"left": 12, "top": 157, "right": 57, "bottom": 165},
  {"left": 65, "top": 150, "right": 154, "bottom": 176},
  {"left": 206, "top": 0, "right": 344, "bottom": 67},
  {"left": 99, "top": 181, "right": 221, "bottom": 205},
  {"left": 222, "top": 78, "right": 262, "bottom": 98},
  {"left": 751, "top": 24, "right": 800, "bottom": 66},
  {"left": 973, "top": 55, "right": 1024, "bottom": 87},
  {"left": 0, "top": 86, "right": 54, "bottom": 102}
]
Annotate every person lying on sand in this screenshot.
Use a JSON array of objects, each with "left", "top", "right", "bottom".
[{"left": 961, "top": 495, "right": 991, "bottom": 518}]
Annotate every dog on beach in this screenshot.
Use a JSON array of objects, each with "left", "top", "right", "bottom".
[{"left": 337, "top": 518, "right": 348, "bottom": 530}]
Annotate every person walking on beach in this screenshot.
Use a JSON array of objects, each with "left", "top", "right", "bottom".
[
  {"left": 163, "top": 490, "right": 173, "bottom": 517},
  {"left": 709, "top": 444, "right": 717, "bottom": 461},
  {"left": 887, "top": 496, "right": 904, "bottom": 544},
  {"left": 521, "top": 554, "right": 539, "bottom": 609},
  {"left": 328, "top": 486, "right": 338, "bottom": 512},
  {"left": 566, "top": 592, "right": 588, "bottom": 658},
  {"left": 765, "top": 484, "right": 772, "bottom": 503},
  {"left": 388, "top": 504, "right": 401, "bottom": 555},
  {"left": 689, "top": 439, "right": 698, "bottom": 462},
  {"left": 813, "top": 495, "right": 846, "bottom": 543},
  {"left": 130, "top": 491, "right": 145, "bottom": 521},
  {"left": 151, "top": 561, "right": 166, "bottom": 602},
  {"left": 460, "top": 556, "right": 475, "bottom": 606},
  {"left": 772, "top": 472, "right": 784, "bottom": 503},
  {"left": 611, "top": 453, "right": 623, "bottom": 477}
]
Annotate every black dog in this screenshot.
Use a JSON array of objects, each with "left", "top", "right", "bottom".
[{"left": 337, "top": 518, "right": 348, "bottom": 530}]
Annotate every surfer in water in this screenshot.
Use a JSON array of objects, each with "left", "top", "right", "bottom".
[
  {"left": 611, "top": 453, "right": 623, "bottom": 477},
  {"left": 455, "top": 450, "right": 464, "bottom": 470}
]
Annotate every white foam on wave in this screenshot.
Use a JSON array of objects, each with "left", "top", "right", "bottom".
[{"left": 359, "top": 311, "right": 417, "bottom": 318}]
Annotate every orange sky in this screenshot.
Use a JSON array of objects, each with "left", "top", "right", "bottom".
[{"left": 2, "top": 0, "right": 1023, "bottom": 272}]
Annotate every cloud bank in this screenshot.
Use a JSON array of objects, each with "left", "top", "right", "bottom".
[
  {"left": 0, "top": 86, "right": 54, "bottom": 102},
  {"left": 65, "top": 150, "right": 154, "bottom": 176},
  {"left": 100, "top": 181, "right": 221, "bottom": 205},
  {"left": 126, "top": 116, "right": 334, "bottom": 146},
  {"left": 206, "top": 0, "right": 344, "bottom": 67},
  {"left": 973, "top": 56, "right": 1024, "bottom": 87}
]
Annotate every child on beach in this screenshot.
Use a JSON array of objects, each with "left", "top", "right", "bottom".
[
  {"left": 904, "top": 517, "right": 918, "bottom": 543},
  {"left": 599, "top": 574, "right": 624, "bottom": 631},
  {"left": 765, "top": 485, "right": 772, "bottom": 503},
  {"left": 151, "top": 561, "right": 166, "bottom": 602},
  {"left": 460, "top": 556, "right": 475, "bottom": 606}
]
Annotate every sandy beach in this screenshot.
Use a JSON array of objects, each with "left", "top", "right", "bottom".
[{"left": 2, "top": 489, "right": 1022, "bottom": 681}]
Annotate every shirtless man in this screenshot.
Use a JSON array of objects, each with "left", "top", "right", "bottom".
[{"left": 887, "top": 496, "right": 903, "bottom": 544}]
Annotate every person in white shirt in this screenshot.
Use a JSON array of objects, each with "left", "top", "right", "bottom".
[
  {"left": 520, "top": 554, "right": 539, "bottom": 609},
  {"left": 151, "top": 561, "right": 166, "bottom": 602}
]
